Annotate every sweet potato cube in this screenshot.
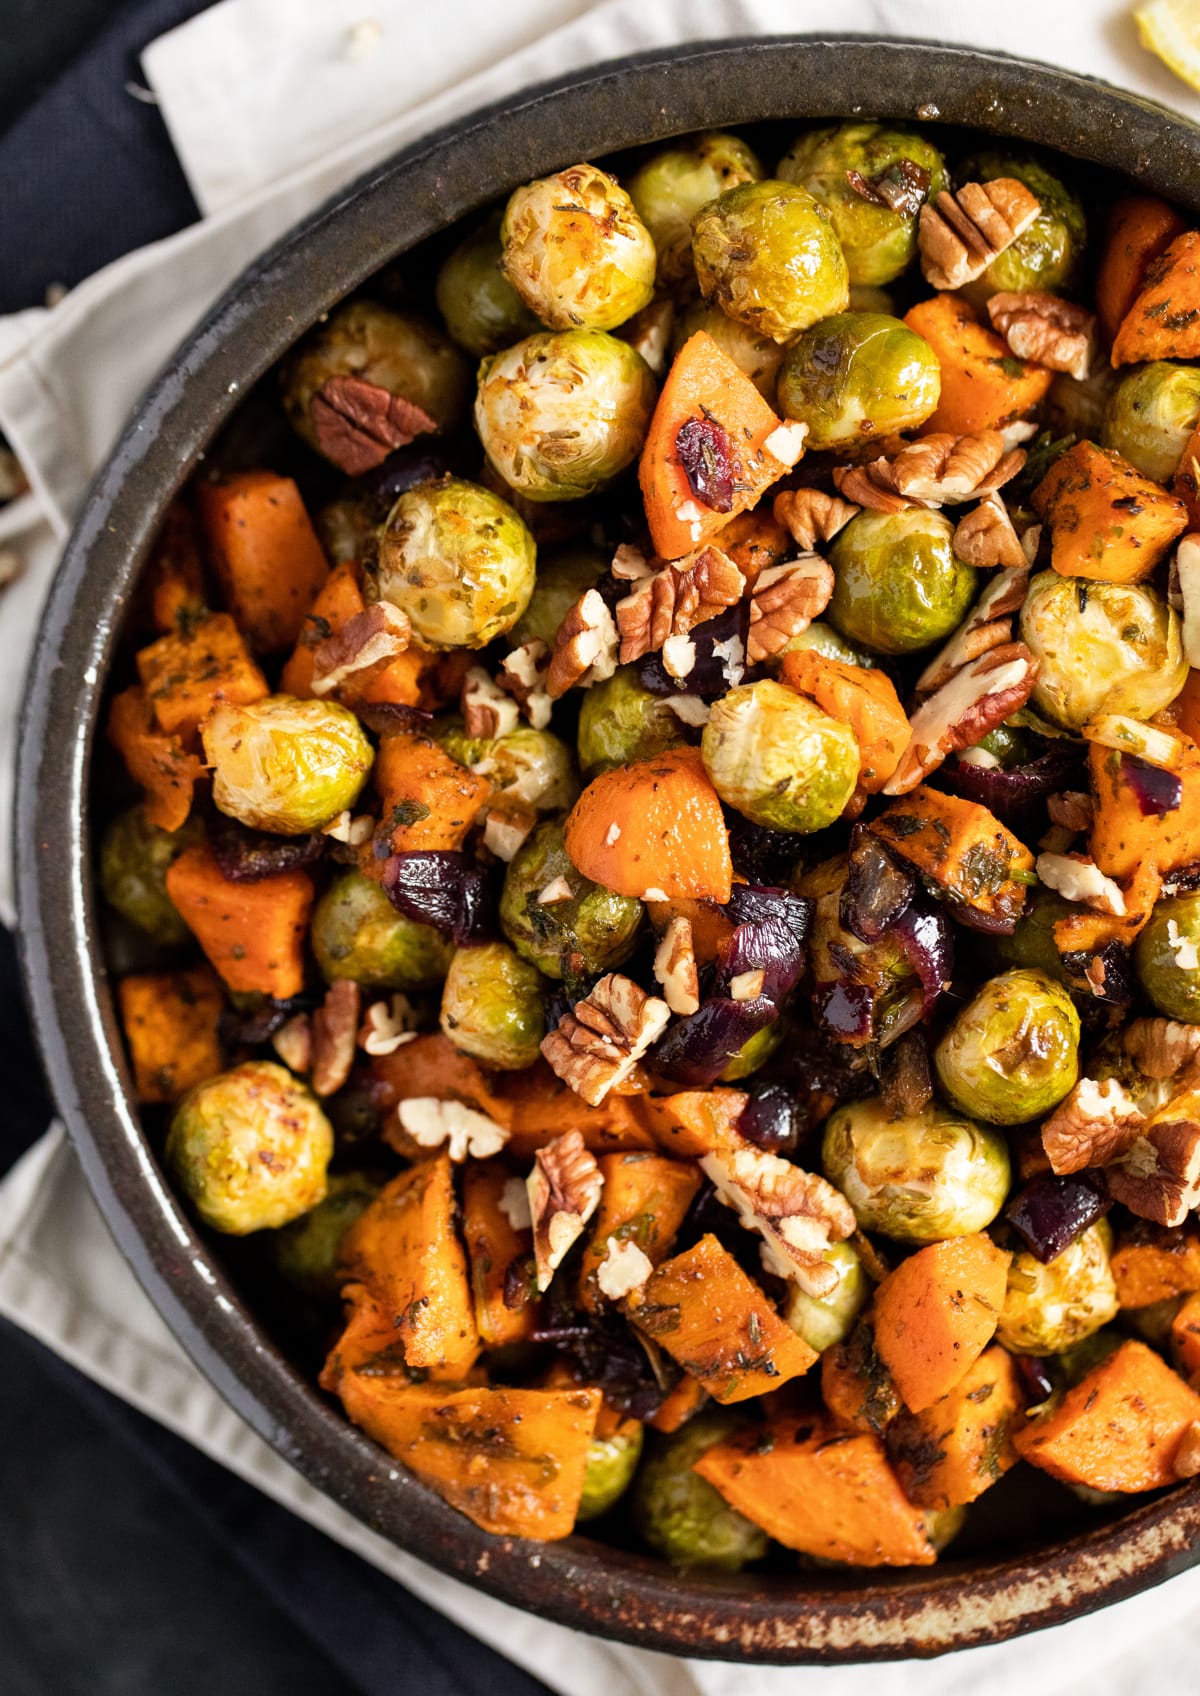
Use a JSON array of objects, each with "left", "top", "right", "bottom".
[
  {"left": 647, "top": 1374, "right": 709, "bottom": 1433},
  {"left": 820, "top": 1314, "right": 901, "bottom": 1437},
  {"left": 873, "top": 1234, "right": 1010, "bottom": 1413},
  {"left": 903, "top": 293, "right": 1051, "bottom": 436},
  {"left": 197, "top": 470, "right": 329, "bottom": 653},
  {"left": 140, "top": 497, "right": 208, "bottom": 635},
  {"left": 1111, "top": 1222, "right": 1200, "bottom": 1308},
  {"left": 1096, "top": 195, "right": 1188, "bottom": 346},
  {"left": 280, "top": 557, "right": 431, "bottom": 706},
  {"left": 1171, "top": 1291, "right": 1200, "bottom": 1381},
  {"left": 136, "top": 612, "right": 267, "bottom": 742},
  {"left": 578, "top": 1152, "right": 701, "bottom": 1312},
  {"left": 373, "top": 729, "right": 491, "bottom": 854},
  {"left": 460, "top": 1161, "right": 536, "bottom": 1349},
  {"left": 165, "top": 844, "right": 313, "bottom": 998},
  {"left": 870, "top": 787, "right": 1034, "bottom": 933},
  {"left": 634, "top": 1089, "right": 751, "bottom": 1159},
  {"left": 492, "top": 1061, "right": 656, "bottom": 1159},
  {"left": 1112, "top": 231, "right": 1200, "bottom": 366},
  {"left": 1015, "top": 1338, "right": 1200, "bottom": 1491},
  {"left": 1089, "top": 736, "right": 1200, "bottom": 883},
  {"left": 116, "top": 966, "right": 224, "bottom": 1104},
  {"left": 1032, "top": 440, "right": 1187, "bottom": 584},
  {"left": 629, "top": 1234, "right": 817, "bottom": 1403},
  {"left": 694, "top": 1416, "right": 938, "bottom": 1567},
  {"left": 887, "top": 1344, "right": 1023, "bottom": 1509},
  {"left": 335, "top": 1375, "right": 601, "bottom": 1539},
  {"left": 374, "top": 1034, "right": 513, "bottom": 1158},
  {"left": 107, "top": 685, "right": 203, "bottom": 832}
]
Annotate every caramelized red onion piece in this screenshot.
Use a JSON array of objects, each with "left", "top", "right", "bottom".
[
  {"left": 840, "top": 825, "right": 914, "bottom": 944},
  {"left": 210, "top": 816, "right": 327, "bottom": 882},
  {"left": 381, "top": 850, "right": 491, "bottom": 944},
  {"left": 649, "top": 994, "right": 777, "bottom": 1087},
  {"left": 936, "top": 741, "right": 1086, "bottom": 834},
  {"left": 888, "top": 902, "right": 954, "bottom": 1019},
  {"left": 736, "top": 1080, "right": 803, "bottom": 1155},
  {"left": 1004, "top": 1170, "right": 1111, "bottom": 1264},
  {"left": 637, "top": 604, "right": 748, "bottom": 700}
]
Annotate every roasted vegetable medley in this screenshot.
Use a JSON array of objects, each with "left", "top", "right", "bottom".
[{"left": 101, "top": 122, "right": 1200, "bottom": 1569}]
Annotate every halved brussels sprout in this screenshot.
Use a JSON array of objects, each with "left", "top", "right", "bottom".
[
  {"left": 934, "top": 968, "right": 1081, "bottom": 1126},
  {"left": 719, "top": 1016, "right": 785, "bottom": 1081},
  {"left": 439, "top": 941, "right": 545, "bottom": 1070},
  {"left": 470, "top": 727, "right": 580, "bottom": 816},
  {"left": 991, "top": 885, "right": 1072, "bottom": 984},
  {"left": 435, "top": 211, "right": 540, "bottom": 357},
  {"left": 577, "top": 1422, "right": 645, "bottom": 1521},
  {"left": 958, "top": 151, "right": 1086, "bottom": 300},
  {"left": 202, "top": 694, "right": 374, "bottom": 834},
  {"left": 475, "top": 330, "right": 656, "bottom": 502},
  {"left": 577, "top": 666, "right": 688, "bottom": 778},
  {"left": 631, "top": 1411, "right": 768, "bottom": 1570},
  {"left": 500, "top": 164, "right": 656, "bottom": 332},
  {"left": 1135, "top": 892, "right": 1200, "bottom": 1023},
  {"left": 671, "top": 300, "right": 786, "bottom": 402},
  {"left": 784, "top": 1239, "right": 871, "bottom": 1353},
  {"left": 822, "top": 1094, "right": 1011, "bottom": 1243},
  {"left": 691, "top": 179, "right": 850, "bottom": 342},
  {"left": 99, "top": 804, "right": 202, "bottom": 945},
  {"left": 771, "top": 621, "right": 872, "bottom": 669},
  {"left": 312, "top": 868, "right": 453, "bottom": 990},
  {"left": 628, "top": 131, "right": 763, "bottom": 290},
  {"left": 776, "top": 312, "right": 941, "bottom": 449},
  {"left": 828, "top": 509, "right": 978, "bottom": 655},
  {"left": 702, "top": 679, "right": 859, "bottom": 832},
  {"left": 370, "top": 475, "right": 536, "bottom": 648},
  {"left": 1102, "top": 361, "right": 1200, "bottom": 485},
  {"left": 996, "top": 1221, "right": 1118, "bottom": 1356},
  {"left": 499, "top": 816, "right": 643, "bottom": 980},
  {"left": 269, "top": 1171, "right": 381, "bottom": 1302},
  {"left": 1019, "top": 571, "right": 1187, "bottom": 730},
  {"left": 510, "top": 542, "right": 608, "bottom": 649},
  {"left": 166, "top": 1060, "right": 333, "bottom": 1234}
]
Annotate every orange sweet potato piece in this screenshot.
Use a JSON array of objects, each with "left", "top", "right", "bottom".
[
  {"left": 578, "top": 1152, "right": 701, "bottom": 1312},
  {"left": 820, "top": 1314, "right": 901, "bottom": 1437},
  {"left": 491, "top": 1061, "right": 656, "bottom": 1159},
  {"left": 164, "top": 843, "right": 313, "bottom": 998},
  {"left": 107, "top": 685, "right": 203, "bottom": 832},
  {"left": 338, "top": 1156, "right": 479, "bottom": 1373},
  {"left": 140, "top": 498, "right": 208, "bottom": 635},
  {"left": 334, "top": 1375, "right": 601, "bottom": 1539},
  {"left": 903, "top": 294, "right": 1052, "bottom": 436},
  {"left": 638, "top": 331, "right": 799, "bottom": 561},
  {"left": 116, "top": 966, "right": 224, "bottom": 1103},
  {"left": 1032, "top": 440, "right": 1187, "bottom": 583},
  {"left": 873, "top": 1234, "right": 1011, "bottom": 1413},
  {"left": 564, "top": 747, "right": 732, "bottom": 903},
  {"left": 1112, "top": 1222, "right": 1200, "bottom": 1308},
  {"left": 645, "top": 896, "right": 734, "bottom": 966},
  {"left": 1112, "top": 231, "right": 1200, "bottom": 366},
  {"left": 136, "top": 612, "right": 268, "bottom": 743},
  {"left": 694, "top": 1416, "right": 938, "bottom": 1567},
  {"left": 1171, "top": 1290, "right": 1200, "bottom": 1380},
  {"left": 197, "top": 470, "right": 329, "bottom": 652},
  {"left": 1089, "top": 736, "right": 1200, "bottom": 882},
  {"left": 1015, "top": 1338, "right": 1200, "bottom": 1490},
  {"left": 629, "top": 1234, "right": 817, "bottom": 1403},
  {"left": 870, "top": 787, "right": 1034, "bottom": 932},
  {"left": 280, "top": 558, "right": 431, "bottom": 706},
  {"left": 886, "top": 1344, "right": 1023, "bottom": 1510},
  {"left": 460, "top": 1161, "right": 536, "bottom": 1349},
  {"left": 647, "top": 1374, "right": 709, "bottom": 1433},
  {"left": 780, "top": 650, "right": 909, "bottom": 795},
  {"left": 634, "top": 1088, "right": 750, "bottom": 1159},
  {"left": 373, "top": 1033, "right": 513, "bottom": 1152},
  {"left": 712, "top": 506, "right": 792, "bottom": 587},
  {"left": 1096, "top": 196, "right": 1188, "bottom": 346},
  {"left": 373, "top": 729, "right": 491, "bottom": 854},
  {"left": 1052, "top": 855, "right": 1161, "bottom": 963}
]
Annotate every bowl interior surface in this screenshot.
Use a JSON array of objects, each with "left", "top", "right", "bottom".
[{"left": 17, "top": 35, "right": 1200, "bottom": 1662}]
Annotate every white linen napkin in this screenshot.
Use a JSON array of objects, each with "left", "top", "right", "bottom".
[{"left": 4, "top": 3, "right": 1200, "bottom": 1690}]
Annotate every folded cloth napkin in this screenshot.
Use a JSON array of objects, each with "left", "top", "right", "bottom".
[{"left": 5, "top": 3, "right": 1200, "bottom": 1691}]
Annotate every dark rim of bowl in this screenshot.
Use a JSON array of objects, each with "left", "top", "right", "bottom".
[{"left": 16, "top": 34, "right": 1200, "bottom": 1663}]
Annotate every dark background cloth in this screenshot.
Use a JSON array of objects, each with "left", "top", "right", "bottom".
[{"left": 0, "top": 4, "right": 555, "bottom": 1691}]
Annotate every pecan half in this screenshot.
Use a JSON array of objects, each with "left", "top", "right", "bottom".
[
  {"left": 832, "top": 459, "right": 916, "bottom": 515},
  {"left": 986, "top": 292, "right": 1097, "bottom": 381},
  {"left": 397, "top": 1097, "right": 510, "bottom": 1161},
  {"left": 310, "top": 979, "right": 361, "bottom": 1097},
  {"left": 773, "top": 487, "right": 861, "bottom": 551},
  {"left": 952, "top": 491, "right": 1027, "bottom": 568},
  {"left": 653, "top": 915, "right": 701, "bottom": 1016},
  {"left": 461, "top": 665, "right": 520, "bottom": 739},
  {"left": 615, "top": 546, "right": 744, "bottom": 666},
  {"left": 1107, "top": 1110, "right": 1200, "bottom": 1228},
  {"left": 883, "top": 642, "right": 1037, "bottom": 795},
  {"left": 310, "top": 375, "right": 437, "bottom": 475},
  {"left": 918, "top": 178, "right": 1042, "bottom": 291},
  {"left": 699, "top": 1145, "right": 856, "bottom": 1298},
  {"left": 527, "top": 1129, "right": 604, "bottom": 1291},
  {"left": 915, "top": 564, "right": 1029, "bottom": 694},
  {"left": 889, "top": 432, "right": 1026, "bottom": 505},
  {"left": 498, "top": 640, "right": 553, "bottom": 731},
  {"left": 310, "top": 601, "right": 411, "bottom": 697},
  {"left": 1125, "top": 1018, "right": 1200, "bottom": 1081},
  {"left": 745, "top": 555, "right": 835, "bottom": 663},
  {"left": 611, "top": 541, "right": 655, "bottom": 581},
  {"left": 541, "top": 973, "right": 671, "bottom": 1105},
  {"left": 546, "top": 588, "right": 619, "bottom": 697},
  {"left": 1041, "top": 1076, "right": 1146, "bottom": 1175}
]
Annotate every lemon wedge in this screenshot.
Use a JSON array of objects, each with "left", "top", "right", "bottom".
[{"left": 1135, "top": 0, "right": 1200, "bottom": 93}]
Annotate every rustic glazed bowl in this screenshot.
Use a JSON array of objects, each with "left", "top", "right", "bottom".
[{"left": 17, "top": 36, "right": 1200, "bottom": 1662}]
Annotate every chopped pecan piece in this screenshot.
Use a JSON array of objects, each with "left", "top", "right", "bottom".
[
  {"left": 546, "top": 588, "right": 619, "bottom": 697},
  {"left": 540, "top": 973, "right": 671, "bottom": 1106},
  {"left": 773, "top": 487, "right": 861, "bottom": 551},
  {"left": 322, "top": 810, "right": 375, "bottom": 846},
  {"left": 915, "top": 564, "right": 1029, "bottom": 695},
  {"left": 310, "top": 601, "right": 411, "bottom": 697},
  {"left": 611, "top": 541, "right": 655, "bottom": 581},
  {"left": 310, "top": 979, "right": 361, "bottom": 1097},
  {"left": 699, "top": 1145, "right": 856, "bottom": 1298},
  {"left": 986, "top": 292, "right": 1096, "bottom": 381},
  {"left": 1047, "top": 791, "right": 1095, "bottom": 834},
  {"left": 918, "top": 178, "right": 1042, "bottom": 291},
  {"left": 358, "top": 993, "right": 419, "bottom": 1057},
  {"left": 883, "top": 642, "right": 1037, "bottom": 795},
  {"left": 310, "top": 375, "right": 437, "bottom": 476},
  {"left": 653, "top": 915, "right": 700, "bottom": 1016},
  {"left": 1041, "top": 1076, "right": 1146, "bottom": 1175},
  {"left": 1037, "top": 853, "right": 1127, "bottom": 916},
  {"left": 1107, "top": 1113, "right": 1200, "bottom": 1228},
  {"left": 482, "top": 804, "right": 537, "bottom": 863},
  {"left": 526, "top": 1130, "right": 604, "bottom": 1291},
  {"left": 952, "top": 491, "right": 1027, "bottom": 568},
  {"left": 889, "top": 432, "right": 1026, "bottom": 506},
  {"left": 398, "top": 1097, "right": 510, "bottom": 1161},
  {"left": 498, "top": 639, "right": 553, "bottom": 731},
  {"left": 271, "top": 1013, "right": 312, "bottom": 1073},
  {"left": 1125, "top": 1018, "right": 1200, "bottom": 1081},
  {"left": 618, "top": 297, "right": 674, "bottom": 375},
  {"left": 461, "top": 665, "right": 520, "bottom": 739},
  {"left": 615, "top": 546, "right": 744, "bottom": 666},
  {"left": 596, "top": 1235, "right": 654, "bottom": 1300},
  {"left": 745, "top": 554, "right": 835, "bottom": 664}
]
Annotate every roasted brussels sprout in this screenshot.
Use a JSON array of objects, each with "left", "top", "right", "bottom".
[
  {"left": 99, "top": 804, "right": 202, "bottom": 945},
  {"left": 776, "top": 312, "right": 941, "bottom": 449},
  {"left": 671, "top": 300, "right": 786, "bottom": 402},
  {"left": 958, "top": 151, "right": 1086, "bottom": 300},
  {"left": 771, "top": 621, "right": 872, "bottom": 669},
  {"left": 691, "top": 179, "right": 850, "bottom": 342},
  {"left": 434, "top": 211, "right": 540, "bottom": 356},
  {"left": 577, "top": 1422, "right": 645, "bottom": 1521},
  {"left": 934, "top": 968, "right": 1081, "bottom": 1126},
  {"left": 996, "top": 1222, "right": 1119, "bottom": 1356},
  {"left": 166, "top": 1060, "right": 333, "bottom": 1235},
  {"left": 577, "top": 666, "right": 687, "bottom": 777},
  {"left": 784, "top": 1240, "right": 871, "bottom": 1353},
  {"left": 701, "top": 679, "right": 859, "bottom": 832},
  {"left": 719, "top": 1017, "right": 785, "bottom": 1081},
  {"left": 202, "top": 694, "right": 374, "bottom": 834},
  {"left": 475, "top": 330, "right": 656, "bottom": 502},
  {"left": 312, "top": 868, "right": 453, "bottom": 990},
  {"left": 439, "top": 941, "right": 545, "bottom": 1070},
  {"left": 370, "top": 475, "right": 536, "bottom": 648},
  {"left": 991, "top": 885, "right": 1072, "bottom": 983},
  {"left": 1102, "top": 361, "right": 1200, "bottom": 484},
  {"left": 822, "top": 1094, "right": 1011, "bottom": 1243},
  {"left": 510, "top": 542, "right": 608, "bottom": 649},
  {"left": 280, "top": 300, "right": 470, "bottom": 457},
  {"left": 500, "top": 163, "right": 656, "bottom": 332},
  {"left": 631, "top": 1412, "right": 769, "bottom": 1570},
  {"left": 1135, "top": 892, "right": 1200, "bottom": 1022},
  {"left": 828, "top": 509, "right": 977, "bottom": 655},
  {"left": 269, "top": 1171, "right": 381, "bottom": 1302},
  {"left": 499, "top": 817, "right": 643, "bottom": 980},
  {"left": 627, "top": 131, "right": 763, "bottom": 290},
  {"left": 470, "top": 727, "right": 580, "bottom": 815},
  {"left": 1019, "top": 571, "right": 1187, "bottom": 729},
  {"left": 777, "top": 123, "right": 948, "bottom": 286}
]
